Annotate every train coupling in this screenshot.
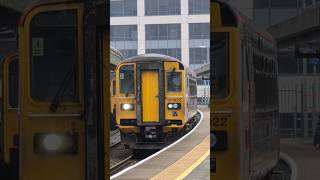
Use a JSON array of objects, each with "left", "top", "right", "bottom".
[{"left": 144, "top": 127, "right": 158, "bottom": 139}]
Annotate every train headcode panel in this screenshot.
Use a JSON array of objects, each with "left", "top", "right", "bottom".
[{"left": 211, "top": 0, "right": 279, "bottom": 180}]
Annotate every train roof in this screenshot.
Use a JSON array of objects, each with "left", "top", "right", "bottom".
[
  {"left": 212, "top": 0, "right": 275, "bottom": 43},
  {"left": 119, "top": 54, "right": 182, "bottom": 64}
]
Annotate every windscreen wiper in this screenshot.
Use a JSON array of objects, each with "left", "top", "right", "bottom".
[{"left": 49, "top": 65, "right": 75, "bottom": 112}]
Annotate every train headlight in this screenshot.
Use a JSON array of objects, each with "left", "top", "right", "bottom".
[
  {"left": 43, "top": 134, "right": 63, "bottom": 151},
  {"left": 34, "top": 133, "right": 78, "bottom": 154},
  {"left": 121, "top": 103, "right": 134, "bottom": 111},
  {"left": 167, "top": 103, "right": 181, "bottom": 110}
]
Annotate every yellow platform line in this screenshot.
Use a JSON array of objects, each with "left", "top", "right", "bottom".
[{"left": 150, "top": 135, "right": 210, "bottom": 180}]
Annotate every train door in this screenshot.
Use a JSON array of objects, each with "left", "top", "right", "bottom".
[
  {"left": 141, "top": 70, "right": 160, "bottom": 122},
  {"left": 19, "top": 3, "right": 86, "bottom": 180},
  {"left": 2, "top": 54, "right": 19, "bottom": 169}
]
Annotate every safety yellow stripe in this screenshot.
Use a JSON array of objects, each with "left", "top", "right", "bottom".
[{"left": 150, "top": 135, "right": 210, "bottom": 180}]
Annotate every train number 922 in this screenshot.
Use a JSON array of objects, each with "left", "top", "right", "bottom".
[{"left": 211, "top": 115, "right": 230, "bottom": 127}]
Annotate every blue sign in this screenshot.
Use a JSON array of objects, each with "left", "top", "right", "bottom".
[{"left": 309, "top": 58, "right": 320, "bottom": 65}]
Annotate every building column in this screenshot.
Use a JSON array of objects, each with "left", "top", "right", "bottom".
[
  {"left": 181, "top": 0, "right": 189, "bottom": 66},
  {"left": 137, "top": 0, "right": 145, "bottom": 54}
]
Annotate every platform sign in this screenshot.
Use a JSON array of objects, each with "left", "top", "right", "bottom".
[{"left": 309, "top": 58, "right": 320, "bottom": 65}]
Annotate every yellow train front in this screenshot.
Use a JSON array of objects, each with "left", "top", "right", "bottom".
[{"left": 115, "top": 54, "right": 198, "bottom": 149}]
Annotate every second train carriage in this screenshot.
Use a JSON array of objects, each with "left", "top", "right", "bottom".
[
  {"left": 1, "top": 53, "right": 19, "bottom": 178},
  {"left": 110, "top": 47, "right": 123, "bottom": 130},
  {"left": 115, "top": 54, "right": 198, "bottom": 149},
  {"left": 211, "top": 1, "right": 279, "bottom": 180},
  {"left": 0, "top": 1, "right": 109, "bottom": 179}
]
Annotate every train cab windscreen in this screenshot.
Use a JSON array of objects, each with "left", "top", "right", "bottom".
[
  {"left": 211, "top": 32, "right": 229, "bottom": 98},
  {"left": 120, "top": 65, "right": 134, "bottom": 94},
  {"left": 30, "top": 10, "right": 79, "bottom": 102},
  {"left": 167, "top": 72, "right": 181, "bottom": 92}
]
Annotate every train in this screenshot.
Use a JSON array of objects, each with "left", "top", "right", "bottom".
[
  {"left": 110, "top": 47, "right": 124, "bottom": 130},
  {"left": 0, "top": 0, "right": 109, "bottom": 179},
  {"left": 0, "top": 46, "right": 121, "bottom": 179},
  {"left": 115, "top": 54, "right": 198, "bottom": 149},
  {"left": 211, "top": 1, "right": 280, "bottom": 180},
  {"left": 1, "top": 53, "right": 18, "bottom": 176}
]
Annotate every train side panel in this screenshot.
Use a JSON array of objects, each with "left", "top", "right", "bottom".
[
  {"left": 1, "top": 54, "right": 18, "bottom": 165},
  {"left": 19, "top": 3, "right": 86, "bottom": 180},
  {"left": 211, "top": 27, "right": 242, "bottom": 180}
]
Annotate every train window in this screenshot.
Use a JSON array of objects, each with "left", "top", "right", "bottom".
[
  {"left": 189, "top": 78, "right": 197, "bottom": 96},
  {"left": 9, "top": 59, "right": 19, "bottom": 108},
  {"left": 30, "top": 10, "right": 79, "bottom": 102},
  {"left": 120, "top": 65, "right": 134, "bottom": 94},
  {"left": 211, "top": 32, "right": 229, "bottom": 98},
  {"left": 167, "top": 72, "right": 181, "bottom": 92},
  {"left": 112, "top": 80, "right": 116, "bottom": 96}
]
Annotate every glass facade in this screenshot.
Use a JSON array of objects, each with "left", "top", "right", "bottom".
[
  {"left": 110, "top": 25, "right": 138, "bottom": 59},
  {"left": 189, "top": 23, "right": 209, "bottom": 69},
  {"left": 189, "top": 0, "right": 210, "bottom": 14},
  {"left": 110, "top": 0, "right": 137, "bottom": 17},
  {"left": 145, "top": 0, "right": 180, "bottom": 16},
  {"left": 145, "top": 24, "right": 181, "bottom": 59},
  {"left": 253, "top": 0, "right": 318, "bottom": 28}
]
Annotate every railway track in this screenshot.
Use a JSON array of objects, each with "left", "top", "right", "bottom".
[
  {"left": 110, "top": 129, "right": 121, "bottom": 148},
  {"left": 110, "top": 111, "right": 202, "bottom": 178},
  {"left": 110, "top": 155, "right": 135, "bottom": 175}
]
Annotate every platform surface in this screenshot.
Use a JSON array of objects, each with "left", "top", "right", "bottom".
[
  {"left": 185, "top": 157, "right": 210, "bottom": 180},
  {"left": 114, "top": 107, "right": 210, "bottom": 180},
  {"left": 281, "top": 138, "right": 320, "bottom": 180}
]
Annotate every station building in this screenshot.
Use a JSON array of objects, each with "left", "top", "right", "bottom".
[
  {"left": 110, "top": 0, "right": 210, "bottom": 105},
  {"left": 229, "top": 0, "right": 320, "bottom": 137},
  {"left": 110, "top": 0, "right": 210, "bottom": 70}
]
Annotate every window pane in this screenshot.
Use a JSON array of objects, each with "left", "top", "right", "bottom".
[
  {"left": 145, "top": 0, "right": 181, "bottom": 16},
  {"left": 146, "top": 49, "right": 181, "bottom": 60},
  {"left": 189, "top": 0, "right": 209, "bottom": 14},
  {"left": 211, "top": 32, "right": 229, "bottom": 99},
  {"left": 145, "top": 24, "right": 181, "bottom": 59},
  {"left": 190, "top": 48, "right": 208, "bottom": 68},
  {"left": 189, "top": 23, "right": 209, "bottom": 39},
  {"left": 9, "top": 58, "right": 19, "bottom": 108},
  {"left": 111, "top": 25, "right": 137, "bottom": 41},
  {"left": 146, "top": 24, "right": 180, "bottom": 40},
  {"left": 30, "top": 10, "right": 79, "bottom": 102},
  {"left": 120, "top": 65, "right": 134, "bottom": 94},
  {"left": 167, "top": 72, "right": 181, "bottom": 92},
  {"left": 111, "top": 25, "right": 138, "bottom": 59},
  {"left": 111, "top": 0, "right": 137, "bottom": 17}
]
